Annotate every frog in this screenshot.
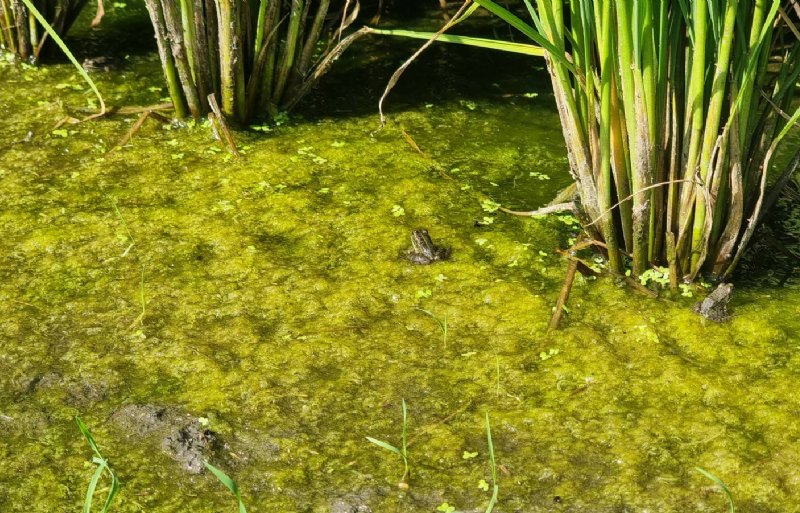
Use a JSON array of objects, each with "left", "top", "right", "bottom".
[
  {"left": 81, "top": 56, "right": 117, "bottom": 72},
  {"left": 406, "top": 229, "right": 449, "bottom": 264},
  {"left": 693, "top": 282, "right": 734, "bottom": 322}
]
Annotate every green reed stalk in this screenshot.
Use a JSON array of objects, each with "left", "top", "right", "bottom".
[
  {"left": 161, "top": 0, "right": 202, "bottom": 117},
  {"left": 688, "top": 0, "right": 739, "bottom": 272},
  {"left": 272, "top": 0, "right": 303, "bottom": 104},
  {"left": 366, "top": 398, "right": 410, "bottom": 488},
  {"left": 216, "top": 0, "right": 245, "bottom": 119},
  {"left": 469, "top": 0, "right": 800, "bottom": 282},
  {"left": 145, "top": 0, "right": 189, "bottom": 118},
  {"left": 0, "top": 0, "right": 15, "bottom": 53}
]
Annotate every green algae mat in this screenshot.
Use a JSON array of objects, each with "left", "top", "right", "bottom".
[{"left": 2, "top": 15, "right": 800, "bottom": 513}]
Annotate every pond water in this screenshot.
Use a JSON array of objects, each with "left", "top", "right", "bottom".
[{"left": 1, "top": 4, "right": 800, "bottom": 513}]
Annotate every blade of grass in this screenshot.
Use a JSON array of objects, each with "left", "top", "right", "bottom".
[
  {"left": 366, "top": 28, "right": 545, "bottom": 56},
  {"left": 365, "top": 437, "right": 402, "bottom": 456},
  {"left": 485, "top": 412, "right": 498, "bottom": 513},
  {"left": 110, "top": 199, "right": 135, "bottom": 257},
  {"left": 204, "top": 461, "right": 248, "bottom": 513},
  {"left": 76, "top": 416, "right": 119, "bottom": 513},
  {"left": 366, "top": 398, "right": 410, "bottom": 487},
  {"left": 695, "top": 467, "right": 735, "bottom": 513},
  {"left": 417, "top": 308, "right": 448, "bottom": 348}
]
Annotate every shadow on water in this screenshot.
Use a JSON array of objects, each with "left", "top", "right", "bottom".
[
  {"left": 300, "top": 36, "right": 554, "bottom": 120},
  {"left": 736, "top": 174, "right": 800, "bottom": 288},
  {"left": 48, "top": 0, "right": 553, "bottom": 119},
  {"left": 43, "top": 1, "right": 157, "bottom": 64}
]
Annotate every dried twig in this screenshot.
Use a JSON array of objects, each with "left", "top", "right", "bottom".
[
  {"left": 91, "top": 0, "right": 105, "bottom": 27},
  {"left": 549, "top": 257, "right": 578, "bottom": 330},
  {"left": 500, "top": 203, "right": 574, "bottom": 217},
  {"left": 207, "top": 93, "right": 240, "bottom": 156},
  {"left": 109, "top": 112, "right": 152, "bottom": 152}
]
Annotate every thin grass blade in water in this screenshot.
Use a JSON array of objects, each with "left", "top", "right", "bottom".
[
  {"left": 417, "top": 309, "right": 448, "bottom": 348},
  {"left": 366, "top": 399, "right": 410, "bottom": 488},
  {"left": 485, "top": 412, "right": 498, "bottom": 513},
  {"left": 365, "top": 437, "right": 402, "bottom": 456},
  {"left": 75, "top": 416, "right": 119, "bottom": 513},
  {"left": 696, "top": 467, "right": 735, "bottom": 513},
  {"left": 204, "top": 460, "right": 248, "bottom": 513}
]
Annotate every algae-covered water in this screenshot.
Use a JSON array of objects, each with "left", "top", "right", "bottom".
[{"left": 2, "top": 5, "right": 800, "bottom": 513}]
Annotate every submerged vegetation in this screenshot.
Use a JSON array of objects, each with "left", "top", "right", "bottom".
[{"left": 469, "top": 0, "right": 800, "bottom": 282}]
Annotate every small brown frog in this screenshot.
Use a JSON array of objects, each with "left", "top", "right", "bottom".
[
  {"left": 406, "top": 229, "right": 449, "bottom": 264},
  {"left": 693, "top": 283, "right": 734, "bottom": 322},
  {"left": 82, "top": 56, "right": 117, "bottom": 72}
]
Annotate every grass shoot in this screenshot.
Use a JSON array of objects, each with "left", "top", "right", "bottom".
[
  {"left": 75, "top": 416, "right": 120, "bottom": 513},
  {"left": 110, "top": 199, "right": 135, "bottom": 257},
  {"left": 366, "top": 398, "right": 410, "bottom": 489},
  {"left": 696, "top": 467, "right": 735, "bottom": 513},
  {"left": 484, "top": 412, "right": 499, "bottom": 513},
  {"left": 204, "top": 460, "right": 248, "bottom": 513},
  {"left": 418, "top": 308, "right": 448, "bottom": 348}
]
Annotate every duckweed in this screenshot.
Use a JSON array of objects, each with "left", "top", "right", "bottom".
[{"left": 1, "top": 9, "right": 800, "bottom": 513}]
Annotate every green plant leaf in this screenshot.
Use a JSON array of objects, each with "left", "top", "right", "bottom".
[
  {"left": 76, "top": 416, "right": 102, "bottom": 459},
  {"left": 472, "top": 0, "right": 576, "bottom": 75},
  {"left": 366, "top": 437, "right": 402, "bottom": 456},
  {"left": 76, "top": 417, "right": 119, "bottom": 513},
  {"left": 696, "top": 467, "right": 735, "bottom": 513},
  {"left": 204, "top": 461, "right": 247, "bottom": 513},
  {"left": 367, "top": 28, "right": 544, "bottom": 56}
]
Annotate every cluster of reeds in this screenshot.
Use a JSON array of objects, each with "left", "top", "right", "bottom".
[
  {"left": 0, "top": 0, "right": 87, "bottom": 62},
  {"left": 144, "top": 0, "right": 366, "bottom": 123},
  {"left": 474, "top": 0, "right": 800, "bottom": 282}
]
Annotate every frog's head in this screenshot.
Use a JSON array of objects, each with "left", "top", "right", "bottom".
[{"left": 410, "top": 229, "right": 431, "bottom": 250}]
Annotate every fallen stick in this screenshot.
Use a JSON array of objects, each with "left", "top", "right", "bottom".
[
  {"left": 108, "top": 111, "right": 152, "bottom": 152},
  {"left": 549, "top": 256, "right": 578, "bottom": 330},
  {"left": 500, "top": 202, "right": 574, "bottom": 217},
  {"left": 207, "top": 93, "right": 240, "bottom": 156}
]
